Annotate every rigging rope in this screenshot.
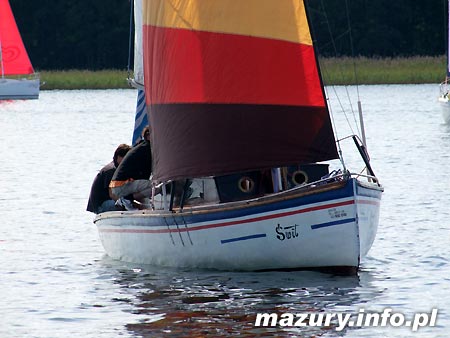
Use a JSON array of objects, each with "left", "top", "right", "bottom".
[
  {"left": 314, "top": 0, "right": 367, "bottom": 169},
  {"left": 318, "top": 0, "right": 361, "bottom": 137},
  {"left": 126, "top": 0, "right": 134, "bottom": 81},
  {"left": 345, "top": 0, "right": 361, "bottom": 103}
]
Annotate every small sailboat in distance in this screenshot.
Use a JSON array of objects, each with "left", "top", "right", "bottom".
[
  {"left": 439, "top": 0, "right": 450, "bottom": 123},
  {"left": 94, "top": 0, "right": 383, "bottom": 274},
  {"left": 0, "top": 0, "right": 39, "bottom": 100}
]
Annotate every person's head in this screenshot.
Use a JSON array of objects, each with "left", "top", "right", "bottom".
[
  {"left": 113, "top": 143, "right": 131, "bottom": 167},
  {"left": 142, "top": 126, "right": 151, "bottom": 142}
]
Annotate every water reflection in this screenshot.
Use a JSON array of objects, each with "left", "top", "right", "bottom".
[{"left": 100, "top": 257, "right": 383, "bottom": 337}]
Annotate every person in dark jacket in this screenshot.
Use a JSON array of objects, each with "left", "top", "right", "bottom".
[
  {"left": 87, "top": 143, "right": 131, "bottom": 214},
  {"left": 110, "top": 126, "right": 153, "bottom": 209}
]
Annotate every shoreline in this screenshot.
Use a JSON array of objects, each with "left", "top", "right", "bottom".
[
  {"left": 319, "top": 56, "right": 446, "bottom": 85},
  {"left": 38, "top": 56, "right": 446, "bottom": 90}
]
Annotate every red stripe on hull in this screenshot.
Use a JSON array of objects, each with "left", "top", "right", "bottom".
[
  {"left": 99, "top": 199, "right": 356, "bottom": 234},
  {"left": 356, "top": 199, "right": 380, "bottom": 206},
  {"left": 143, "top": 26, "right": 325, "bottom": 107}
]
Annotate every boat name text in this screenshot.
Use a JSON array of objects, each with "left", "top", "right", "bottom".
[{"left": 276, "top": 224, "right": 299, "bottom": 241}]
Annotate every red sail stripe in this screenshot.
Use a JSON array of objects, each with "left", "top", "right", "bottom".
[{"left": 143, "top": 26, "right": 325, "bottom": 107}]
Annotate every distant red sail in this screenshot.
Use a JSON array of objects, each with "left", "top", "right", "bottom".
[
  {"left": 142, "top": 0, "right": 338, "bottom": 182},
  {"left": 0, "top": 0, "right": 34, "bottom": 75}
]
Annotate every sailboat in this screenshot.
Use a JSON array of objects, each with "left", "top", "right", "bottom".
[
  {"left": 439, "top": 0, "right": 450, "bottom": 123},
  {"left": 94, "top": 0, "right": 383, "bottom": 274},
  {"left": 0, "top": 0, "right": 39, "bottom": 100}
]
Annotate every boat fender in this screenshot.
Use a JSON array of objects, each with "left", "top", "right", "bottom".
[
  {"left": 238, "top": 176, "right": 255, "bottom": 193},
  {"left": 291, "top": 170, "right": 308, "bottom": 186}
]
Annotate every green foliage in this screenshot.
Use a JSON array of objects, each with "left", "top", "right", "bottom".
[
  {"left": 320, "top": 56, "right": 446, "bottom": 85},
  {"left": 40, "top": 70, "right": 130, "bottom": 89},
  {"left": 37, "top": 57, "right": 447, "bottom": 89}
]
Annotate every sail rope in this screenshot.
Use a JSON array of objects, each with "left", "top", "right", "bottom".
[
  {"left": 313, "top": 0, "right": 368, "bottom": 171},
  {"left": 345, "top": 0, "right": 361, "bottom": 104},
  {"left": 306, "top": 2, "right": 345, "bottom": 169},
  {"left": 313, "top": 1, "right": 351, "bottom": 170},
  {"left": 318, "top": 0, "right": 361, "bottom": 137},
  {"left": 444, "top": 0, "right": 449, "bottom": 82},
  {"left": 126, "top": 0, "right": 134, "bottom": 82}
]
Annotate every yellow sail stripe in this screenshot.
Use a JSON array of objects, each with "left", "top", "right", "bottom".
[{"left": 143, "top": 0, "right": 312, "bottom": 45}]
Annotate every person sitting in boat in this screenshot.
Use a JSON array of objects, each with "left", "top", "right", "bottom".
[
  {"left": 110, "top": 126, "right": 153, "bottom": 210},
  {"left": 87, "top": 143, "right": 131, "bottom": 214}
]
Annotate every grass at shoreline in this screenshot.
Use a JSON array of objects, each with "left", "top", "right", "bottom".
[
  {"left": 40, "top": 69, "right": 131, "bottom": 90},
  {"left": 319, "top": 56, "right": 446, "bottom": 85},
  {"left": 39, "top": 56, "right": 447, "bottom": 90}
]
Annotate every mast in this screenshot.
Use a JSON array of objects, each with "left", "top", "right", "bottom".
[{"left": 447, "top": 0, "right": 450, "bottom": 79}]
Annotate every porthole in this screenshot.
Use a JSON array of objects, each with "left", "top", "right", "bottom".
[
  {"left": 238, "top": 176, "right": 255, "bottom": 193},
  {"left": 292, "top": 170, "right": 308, "bottom": 185}
]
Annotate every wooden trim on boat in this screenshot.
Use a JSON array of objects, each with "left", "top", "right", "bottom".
[
  {"left": 177, "top": 179, "right": 349, "bottom": 216},
  {"left": 95, "top": 178, "right": 355, "bottom": 221}
]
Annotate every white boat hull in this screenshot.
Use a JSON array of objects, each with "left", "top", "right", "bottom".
[
  {"left": 94, "top": 178, "right": 382, "bottom": 273},
  {"left": 0, "top": 77, "right": 40, "bottom": 100},
  {"left": 439, "top": 96, "right": 450, "bottom": 124}
]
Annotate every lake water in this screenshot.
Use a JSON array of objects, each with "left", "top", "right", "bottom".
[{"left": 1, "top": 86, "right": 449, "bottom": 337}]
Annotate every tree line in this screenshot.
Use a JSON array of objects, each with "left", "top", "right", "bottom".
[{"left": 9, "top": 0, "right": 448, "bottom": 71}]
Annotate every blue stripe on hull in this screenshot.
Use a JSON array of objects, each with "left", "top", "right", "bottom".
[
  {"left": 311, "top": 218, "right": 356, "bottom": 229},
  {"left": 221, "top": 233, "right": 267, "bottom": 244},
  {"left": 220, "top": 216, "right": 356, "bottom": 245}
]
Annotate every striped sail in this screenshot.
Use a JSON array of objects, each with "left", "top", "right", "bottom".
[
  {"left": 132, "top": 89, "right": 149, "bottom": 145},
  {"left": 142, "top": 0, "right": 338, "bottom": 182},
  {"left": 132, "top": 0, "right": 148, "bottom": 146},
  {"left": 133, "top": 0, "right": 144, "bottom": 86}
]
